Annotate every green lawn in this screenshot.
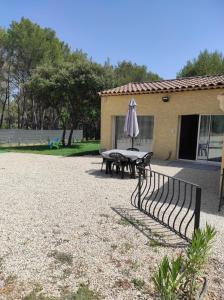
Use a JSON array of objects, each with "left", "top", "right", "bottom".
[{"left": 0, "top": 141, "right": 100, "bottom": 156}]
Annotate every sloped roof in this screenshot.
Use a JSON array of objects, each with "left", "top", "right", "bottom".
[{"left": 100, "top": 74, "right": 224, "bottom": 96}]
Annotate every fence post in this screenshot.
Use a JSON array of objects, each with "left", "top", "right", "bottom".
[
  {"left": 137, "top": 169, "right": 142, "bottom": 210},
  {"left": 219, "top": 169, "right": 224, "bottom": 211},
  {"left": 194, "top": 187, "right": 201, "bottom": 231}
]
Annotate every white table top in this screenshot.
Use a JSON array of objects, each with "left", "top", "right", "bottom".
[{"left": 102, "top": 149, "right": 147, "bottom": 161}]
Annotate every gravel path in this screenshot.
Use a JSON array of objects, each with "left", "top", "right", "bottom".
[{"left": 0, "top": 153, "right": 223, "bottom": 299}]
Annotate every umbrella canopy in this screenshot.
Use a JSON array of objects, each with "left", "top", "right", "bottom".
[{"left": 124, "top": 99, "right": 139, "bottom": 147}]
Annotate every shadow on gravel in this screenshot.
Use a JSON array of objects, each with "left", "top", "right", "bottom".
[
  {"left": 86, "top": 169, "right": 137, "bottom": 180},
  {"left": 112, "top": 206, "right": 188, "bottom": 249}
]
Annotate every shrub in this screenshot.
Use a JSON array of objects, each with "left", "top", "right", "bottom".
[{"left": 153, "top": 224, "right": 216, "bottom": 300}]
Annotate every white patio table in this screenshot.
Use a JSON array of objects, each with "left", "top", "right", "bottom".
[
  {"left": 101, "top": 149, "right": 147, "bottom": 177},
  {"left": 102, "top": 149, "right": 147, "bottom": 161}
]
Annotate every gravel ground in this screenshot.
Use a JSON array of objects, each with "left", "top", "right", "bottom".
[{"left": 0, "top": 153, "right": 223, "bottom": 299}]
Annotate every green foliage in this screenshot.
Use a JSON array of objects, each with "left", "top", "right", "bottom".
[
  {"left": 117, "top": 218, "right": 131, "bottom": 226},
  {"left": 148, "top": 239, "right": 163, "bottom": 247},
  {"left": 183, "top": 225, "right": 216, "bottom": 297},
  {"left": 23, "top": 292, "right": 57, "bottom": 300},
  {"left": 7, "top": 18, "right": 69, "bottom": 80},
  {"left": 131, "top": 278, "right": 145, "bottom": 290},
  {"left": 153, "top": 255, "right": 183, "bottom": 300},
  {"left": 69, "top": 283, "right": 100, "bottom": 300},
  {"left": 177, "top": 50, "right": 224, "bottom": 78},
  {"left": 26, "top": 57, "right": 116, "bottom": 142},
  {"left": 0, "top": 141, "right": 99, "bottom": 156},
  {"left": 153, "top": 224, "right": 216, "bottom": 300},
  {"left": 0, "top": 17, "right": 162, "bottom": 132},
  {"left": 22, "top": 283, "right": 100, "bottom": 300},
  {"left": 115, "top": 60, "right": 161, "bottom": 85}
]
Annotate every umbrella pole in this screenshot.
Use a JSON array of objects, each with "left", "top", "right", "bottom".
[{"left": 132, "top": 137, "right": 134, "bottom": 148}]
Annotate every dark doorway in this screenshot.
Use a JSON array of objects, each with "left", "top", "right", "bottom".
[{"left": 179, "top": 115, "right": 199, "bottom": 160}]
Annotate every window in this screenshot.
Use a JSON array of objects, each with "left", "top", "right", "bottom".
[{"left": 114, "top": 116, "right": 154, "bottom": 151}]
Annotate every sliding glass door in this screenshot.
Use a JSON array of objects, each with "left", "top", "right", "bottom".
[
  {"left": 197, "top": 115, "right": 210, "bottom": 160},
  {"left": 197, "top": 115, "right": 224, "bottom": 162},
  {"left": 115, "top": 116, "right": 154, "bottom": 152}
]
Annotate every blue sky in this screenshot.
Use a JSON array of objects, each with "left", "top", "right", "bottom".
[{"left": 1, "top": 0, "right": 223, "bottom": 79}]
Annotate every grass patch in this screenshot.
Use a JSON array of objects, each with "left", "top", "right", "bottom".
[
  {"left": 111, "top": 244, "right": 118, "bottom": 250},
  {"left": 113, "top": 279, "right": 131, "bottom": 290},
  {"left": 62, "top": 267, "right": 72, "bottom": 279},
  {"left": 131, "top": 278, "right": 145, "bottom": 290},
  {"left": 23, "top": 283, "right": 100, "bottom": 300},
  {"left": 148, "top": 239, "right": 164, "bottom": 247},
  {"left": 0, "top": 141, "right": 100, "bottom": 157},
  {"left": 48, "top": 250, "right": 73, "bottom": 266},
  {"left": 117, "top": 218, "right": 130, "bottom": 227},
  {"left": 0, "top": 275, "right": 17, "bottom": 295},
  {"left": 99, "top": 213, "right": 110, "bottom": 219},
  {"left": 0, "top": 148, "right": 8, "bottom": 153},
  {"left": 67, "top": 283, "right": 100, "bottom": 300},
  {"left": 23, "top": 291, "right": 57, "bottom": 300},
  {"left": 119, "top": 242, "right": 134, "bottom": 254},
  {"left": 125, "top": 260, "right": 140, "bottom": 271},
  {"left": 122, "top": 242, "right": 133, "bottom": 251}
]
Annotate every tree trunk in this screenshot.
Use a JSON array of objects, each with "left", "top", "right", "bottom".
[
  {"left": 20, "top": 92, "right": 26, "bottom": 129},
  {"left": 0, "top": 95, "right": 7, "bottom": 128},
  {"left": 40, "top": 109, "right": 45, "bottom": 130},
  {"left": 0, "top": 72, "right": 10, "bottom": 128},
  {"left": 62, "top": 127, "right": 66, "bottom": 147},
  {"left": 31, "top": 98, "right": 36, "bottom": 129},
  {"left": 17, "top": 101, "right": 20, "bottom": 129},
  {"left": 67, "top": 127, "right": 74, "bottom": 147},
  {"left": 7, "top": 93, "right": 10, "bottom": 128}
]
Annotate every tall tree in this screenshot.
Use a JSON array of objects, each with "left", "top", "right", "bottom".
[
  {"left": 0, "top": 28, "right": 12, "bottom": 128},
  {"left": 26, "top": 57, "right": 117, "bottom": 144},
  {"left": 7, "top": 18, "right": 70, "bottom": 128},
  {"left": 114, "top": 60, "right": 161, "bottom": 85},
  {"left": 1, "top": 17, "right": 164, "bottom": 137},
  {"left": 177, "top": 50, "right": 224, "bottom": 78}
]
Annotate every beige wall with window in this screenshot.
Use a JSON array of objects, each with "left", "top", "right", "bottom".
[{"left": 101, "top": 88, "right": 224, "bottom": 160}]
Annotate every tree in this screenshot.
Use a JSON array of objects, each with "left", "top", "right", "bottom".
[
  {"left": 114, "top": 60, "right": 161, "bottom": 85},
  {"left": 177, "top": 50, "right": 224, "bottom": 78},
  {"left": 6, "top": 18, "right": 70, "bottom": 129},
  {"left": 1, "top": 17, "right": 163, "bottom": 138},
  {"left": 53, "top": 60, "right": 114, "bottom": 145},
  {"left": 26, "top": 56, "right": 117, "bottom": 144},
  {"left": 0, "top": 27, "right": 12, "bottom": 128}
]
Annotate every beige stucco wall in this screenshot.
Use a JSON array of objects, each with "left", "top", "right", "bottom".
[{"left": 101, "top": 88, "right": 224, "bottom": 160}]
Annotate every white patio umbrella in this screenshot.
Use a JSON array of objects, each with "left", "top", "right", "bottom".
[{"left": 124, "top": 99, "right": 139, "bottom": 148}]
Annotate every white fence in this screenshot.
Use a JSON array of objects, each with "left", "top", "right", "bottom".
[{"left": 0, "top": 129, "right": 83, "bottom": 145}]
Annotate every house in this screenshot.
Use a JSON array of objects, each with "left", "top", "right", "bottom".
[{"left": 100, "top": 75, "right": 224, "bottom": 164}]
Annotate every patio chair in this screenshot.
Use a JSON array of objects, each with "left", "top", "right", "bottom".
[
  {"left": 109, "top": 152, "right": 129, "bottom": 179},
  {"left": 198, "top": 142, "right": 208, "bottom": 157},
  {"left": 99, "top": 148, "right": 107, "bottom": 171},
  {"left": 126, "top": 147, "right": 139, "bottom": 151},
  {"left": 136, "top": 152, "right": 153, "bottom": 177},
  {"left": 48, "top": 137, "right": 61, "bottom": 149}
]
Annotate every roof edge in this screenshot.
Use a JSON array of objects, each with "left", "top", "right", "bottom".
[
  {"left": 99, "top": 74, "right": 224, "bottom": 97},
  {"left": 99, "top": 85, "right": 224, "bottom": 97}
]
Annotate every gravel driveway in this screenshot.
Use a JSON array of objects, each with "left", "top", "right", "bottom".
[{"left": 0, "top": 153, "right": 223, "bottom": 299}]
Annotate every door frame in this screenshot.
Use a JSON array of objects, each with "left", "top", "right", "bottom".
[
  {"left": 178, "top": 114, "right": 199, "bottom": 160},
  {"left": 178, "top": 114, "right": 223, "bottom": 164}
]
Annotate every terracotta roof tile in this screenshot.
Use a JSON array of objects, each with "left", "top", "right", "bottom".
[{"left": 100, "top": 75, "right": 224, "bottom": 96}]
